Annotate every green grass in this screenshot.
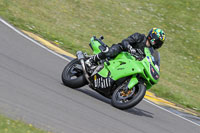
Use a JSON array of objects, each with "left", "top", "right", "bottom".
[
  {"left": 0, "top": 114, "right": 47, "bottom": 133},
  {"left": 0, "top": 0, "right": 200, "bottom": 113}
]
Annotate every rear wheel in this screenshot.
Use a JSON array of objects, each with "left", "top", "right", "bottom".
[
  {"left": 62, "top": 59, "right": 88, "bottom": 88},
  {"left": 111, "top": 81, "right": 146, "bottom": 110}
]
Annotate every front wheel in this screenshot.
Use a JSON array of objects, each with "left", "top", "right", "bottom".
[
  {"left": 62, "top": 58, "right": 88, "bottom": 88},
  {"left": 111, "top": 82, "right": 146, "bottom": 110}
]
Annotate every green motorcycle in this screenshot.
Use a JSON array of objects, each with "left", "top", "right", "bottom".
[{"left": 62, "top": 36, "right": 160, "bottom": 109}]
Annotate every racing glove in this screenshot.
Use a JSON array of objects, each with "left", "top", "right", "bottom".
[
  {"left": 127, "top": 44, "right": 136, "bottom": 55},
  {"left": 127, "top": 45, "right": 143, "bottom": 60}
]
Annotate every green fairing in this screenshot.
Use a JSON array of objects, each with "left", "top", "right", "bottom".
[
  {"left": 90, "top": 37, "right": 160, "bottom": 90},
  {"left": 90, "top": 37, "right": 101, "bottom": 54},
  {"left": 107, "top": 55, "right": 143, "bottom": 80},
  {"left": 98, "top": 64, "right": 109, "bottom": 77}
]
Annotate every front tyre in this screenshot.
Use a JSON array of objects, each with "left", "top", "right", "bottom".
[
  {"left": 62, "top": 58, "right": 88, "bottom": 88},
  {"left": 111, "top": 82, "right": 146, "bottom": 110}
]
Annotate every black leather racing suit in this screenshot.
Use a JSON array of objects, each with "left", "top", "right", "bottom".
[{"left": 95, "top": 32, "right": 147, "bottom": 61}]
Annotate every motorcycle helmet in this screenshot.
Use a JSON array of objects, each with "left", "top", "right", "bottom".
[{"left": 147, "top": 28, "right": 166, "bottom": 49}]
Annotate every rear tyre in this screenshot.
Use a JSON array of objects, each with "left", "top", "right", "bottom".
[
  {"left": 111, "top": 82, "right": 146, "bottom": 110},
  {"left": 62, "top": 58, "right": 88, "bottom": 88}
]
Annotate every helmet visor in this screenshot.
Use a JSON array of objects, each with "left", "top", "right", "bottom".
[
  {"left": 150, "top": 39, "right": 156, "bottom": 46},
  {"left": 148, "top": 35, "right": 163, "bottom": 49}
]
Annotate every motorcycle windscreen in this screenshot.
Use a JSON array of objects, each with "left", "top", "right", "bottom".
[{"left": 149, "top": 47, "right": 160, "bottom": 69}]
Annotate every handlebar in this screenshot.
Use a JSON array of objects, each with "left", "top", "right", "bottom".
[
  {"left": 93, "top": 36, "right": 108, "bottom": 48},
  {"left": 99, "top": 35, "right": 104, "bottom": 40}
]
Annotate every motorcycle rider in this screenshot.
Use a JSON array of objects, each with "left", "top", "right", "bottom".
[{"left": 86, "top": 28, "right": 166, "bottom": 68}]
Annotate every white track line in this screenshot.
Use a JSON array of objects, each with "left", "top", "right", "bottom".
[
  {"left": 0, "top": 18, "right": 70, "bottom": 62},
  {"left": 144, "top": 99, "right": 200, "bottom": 127},
  {"left": 0, "top": 18, "right": 199, "bottom": 127}
]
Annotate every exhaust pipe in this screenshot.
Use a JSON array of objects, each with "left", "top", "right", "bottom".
[{"left": 76, "top": 51, "right": 90, "bottom": 83}]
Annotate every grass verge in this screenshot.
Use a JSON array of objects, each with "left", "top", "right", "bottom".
[
  {"left": 0, "top": 0, "right": 200, "bottom": 113},
  {"left": 0, "top": 114, "right": 47, "bottom": 133}
]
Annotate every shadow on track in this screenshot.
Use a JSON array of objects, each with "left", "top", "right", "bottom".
[
  {"left": 125, "top": 108, "right": 154, "bottom": 118},
  {"left": 77, "top": 87, "right": 154, "bottom": 118}
]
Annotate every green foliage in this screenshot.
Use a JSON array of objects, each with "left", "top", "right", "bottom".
[{"left": 0, "top": 0, "right": 200, "bottom": 113}]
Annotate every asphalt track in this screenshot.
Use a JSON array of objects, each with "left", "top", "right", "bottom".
[{"left": 0, "top": 20, "right": 199, "bottom": 133}]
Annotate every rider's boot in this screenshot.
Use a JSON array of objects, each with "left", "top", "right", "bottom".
[
  {"left": 85, "top": 54, "right": 100, "bottom": 69},
  {"left": 85, "top": 48, "right": 109, "bottom": 69}
]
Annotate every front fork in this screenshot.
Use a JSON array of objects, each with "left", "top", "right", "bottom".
[
  {"left": 123, "top": 76, "right": 138, "bottom": 93},
  {"left": 128, "top": 76, "right": 139, "bottom": 89},
  {"left": 120, "top": 76, "right": 139, "bottom": 98}
]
